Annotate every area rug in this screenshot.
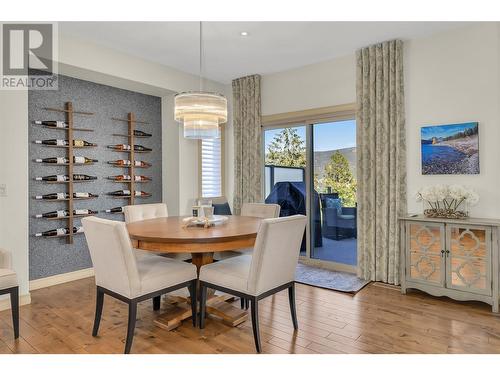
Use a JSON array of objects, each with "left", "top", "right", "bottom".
[{"left": 295, "top": 263, "right": 370, "bottom": 294}]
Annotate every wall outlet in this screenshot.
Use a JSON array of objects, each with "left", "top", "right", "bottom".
[{"left": 0, "top": 184, "right": 7, "bottom": 197}]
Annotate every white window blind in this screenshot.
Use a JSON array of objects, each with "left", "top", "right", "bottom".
[{"left": 201, "top": 137, "right": 222, "bottom": 198}]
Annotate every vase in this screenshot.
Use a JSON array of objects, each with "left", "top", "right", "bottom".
[{"left": 423, "top": 199, "right": 469, "bottom": 219}]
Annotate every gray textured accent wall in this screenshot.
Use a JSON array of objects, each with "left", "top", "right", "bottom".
[{"left": 28, "top": 72, "right": 162, "bottom": 280}]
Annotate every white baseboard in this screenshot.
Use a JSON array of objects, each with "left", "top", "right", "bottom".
[
  {"left": 29, "top": 267, "right": 94, "bottom": 291},
  {"left": 0, "top": 293, "right": 31, "bottom": 312}
]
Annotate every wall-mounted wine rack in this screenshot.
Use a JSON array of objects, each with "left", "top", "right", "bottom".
[
  {"left": 106, "top": 112, "right": 152, "bottom": 212},
  {"left": 33, "top": 101, "right": 97, "bottom": 244}
]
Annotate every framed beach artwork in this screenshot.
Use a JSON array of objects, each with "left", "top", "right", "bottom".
[{"left": 421, "top": 122, "right": 479, "bottom": 175}]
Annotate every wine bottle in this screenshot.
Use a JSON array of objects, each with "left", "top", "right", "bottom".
[
  {"left": 107, "top": 160, "right": 151, "bottom": 168},
  {"left": 34, "top": 226, "right": 84, "bottom": 237},
  {"left": 35, "top": 139, "right": 68, "bottom": 146},
  {"left": 107, "top": 190, "right": 132, "bottom": 197},
  {"left": 105, "top": 206, "right": 124, "bottom": 213},
  {"left": 135, "top": 175, "right": 151, "bottom": 181},
  {"left": 135, "top": 160, "right": 151, "bottom": 168},
  {"left": 35, "top": 193, "right": 68, "bottom": 200},
  {"left": 35, "top": 209, "right": 97, "bottom": 218},
  {"left": 35, "top": 139, "right": 96, "bottom": 147},
  {"left": 34, "top": 120, "right": 68, "bottom": 129},
  {"left": 36, "top": 210, "right": 69, "bottom": 218},
  {"left": 108, "top": 159, "right": 131, "bottom": 166},
  {"left": 134, "top": 145, "right": 152, "bottom": 152},
  {"left": 35, "top": 157, "right": 68, "bottom": 164},
  {"left": 107, "top": 175, "right": 151, "bottom": 182},
  {"left": 107, "top": 144, "right": 151, "bottom": 152},
  {"left": 35, "top": 175, "right": 70, "bottom": 182},
  {"left": 107, "top": 175, "right": 131, "bottom": 181},
  {"left": 107, "top": 144, "right": 131, "bottom": 151},
  {"left": 73, "top": 140, "right": 97, "bottom": 147},
  {"left": 73, "top": 156, "right": 98, "bottom": 164},
  {"left": 73, "top": 192, "right": 99, "bottom": 198},
  {"left": 107, "top": 190, "right": 150, "bottom": 197},
  {"left": 134, "top": 130, "right": 152, "bottom": 137},
  {"left": 73, "top": 174, "right": 97, "bottom": 181}
]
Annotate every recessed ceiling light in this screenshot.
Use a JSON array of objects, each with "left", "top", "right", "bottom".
[{"left": 240, "top": 31, "right": 249, "bottom": 37}]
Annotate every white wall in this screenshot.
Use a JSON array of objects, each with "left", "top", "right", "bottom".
[
  {"left": 0, "top": 33, "right": 228, "bottom": 303},
  {"left": 258, "top": 23, "right": 500, "bottom": 219},
  {"left": 405, "top": 23, "right": 500, "bottom": 217},
  {"left": 261, "top": 54, "right": 356, "bottom": 116}
]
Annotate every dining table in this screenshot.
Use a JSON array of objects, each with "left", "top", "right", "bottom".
[{"left": 127, "top": 215, "right": 262, "bottom": 330}]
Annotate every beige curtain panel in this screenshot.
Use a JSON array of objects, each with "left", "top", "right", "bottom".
[
  {"left": 356, "top": 39, "right": 406, "bottom": 285},
  {"left": 232, "top": 74, "right": 263, "bottom": 214}
]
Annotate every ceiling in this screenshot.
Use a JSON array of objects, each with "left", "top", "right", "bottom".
[{"left": 60, "top": 22, "right": 470, "bottom": 84}]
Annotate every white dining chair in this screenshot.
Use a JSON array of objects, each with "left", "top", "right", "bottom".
[
  {"left": 198, "top": 215, "right": 307, "bottom": 353},
  {"left": 238, "top": 203, "right": 281, "bottom": 309},
  {"left": 240, "top": 203, "right": 281, "bottom": 219},
  {"left": 82, "top": 216, "right": 198, "bottom": 354},
  {"left": 123, "top": 203, "right": 191, "bottom": 262},
  {"left": 0, "top": 248, "right": 19, "bottom": 340}
]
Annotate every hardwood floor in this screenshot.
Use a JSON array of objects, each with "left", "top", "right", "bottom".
[{"left": 1, "top": 277, "right": 500, "bottom": 354}]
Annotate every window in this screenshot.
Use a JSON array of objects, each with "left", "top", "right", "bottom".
[{"left": 199, "top": 129, "right": 224, "bottom": 198}]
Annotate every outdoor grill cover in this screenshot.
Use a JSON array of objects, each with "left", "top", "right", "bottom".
[{"left": 265, "top": 181, "right": 322, "bottom": 248}]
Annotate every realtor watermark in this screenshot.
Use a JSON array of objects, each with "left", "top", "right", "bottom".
[{"left": 1, "top": 22, "right": 58, "bottom": 90}]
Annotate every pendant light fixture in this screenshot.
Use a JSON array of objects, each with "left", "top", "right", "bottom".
[{"left": 174, "top": 22, "right": 227, "bottom": 139}]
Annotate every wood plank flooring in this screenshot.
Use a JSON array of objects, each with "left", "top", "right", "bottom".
[{"left": 1, "top": 277, "right": 500, "bottom": 354}]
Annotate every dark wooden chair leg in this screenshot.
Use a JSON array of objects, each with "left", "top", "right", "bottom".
[
  {"left": 152, "top": 295, "right": 161, "bottom": 311},
  {"left": 199, "top": 284, "right": 207, "bottom": 329},
  {"left": 188, "top": 280, "right": 197, "bottom": 327},
  {"left": 250, "top": 298, "right": 261, "bottom": 353},
  {"left": 240, "top": 298, "right": 245, "bottom": 309},
  {"left": 92, "top": 287, "right": 104, "bottom": 337},
  {"left": 288, "top": 284, "right": 298, "bottom": 330},
  {"left": 245, "top": 298, "right": 249, "bottom": 310},
  {"left": 10, "top": 286, "right": 19, "bottom": 339},
  {"left": 124, "top": 301, "right": 137, "bottom": 354}
]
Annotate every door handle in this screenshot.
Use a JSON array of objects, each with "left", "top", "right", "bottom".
[{"left": 440, "top": 250, "right": 445, "bottom": 257}]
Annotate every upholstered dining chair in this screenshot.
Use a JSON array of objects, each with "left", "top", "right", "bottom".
[
  {"left": 82, "top": 217, "right": 198, "bottom": 354},
  {"left": 198, "top": 215, "right": 307, "bottom": 353},
  {"left": 240, "top": 203, "right": 281, "bottom": 219},
  {"left": 0, "top": 248, "right": 19, "bottom": 340},
  {"left": 238, "top": 203, "right": 281, "bottom": 309},
  {"left": 123, "top": 203, "right": 191, "bottom": 262}
]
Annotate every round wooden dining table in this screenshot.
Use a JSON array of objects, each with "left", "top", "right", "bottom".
[{"left": 127, "top": 215, "right": 262, "bottom": 330}]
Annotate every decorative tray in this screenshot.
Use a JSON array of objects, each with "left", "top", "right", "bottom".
[{"left": 182, "top": 215, "right": 229, "bottom": 228}]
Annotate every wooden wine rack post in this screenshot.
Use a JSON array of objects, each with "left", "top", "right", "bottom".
[
  {"left": 110, "top": 112, "right": 150, "bottom": 209},
  {"left": 66, "top": 102, "right": 75, "bottom": 244},
  {"left": 128, "top": 112, "right": 135, "bottom": 206},
  {"left": 42, "top": 101, "right": 95, "bottom": 244}
]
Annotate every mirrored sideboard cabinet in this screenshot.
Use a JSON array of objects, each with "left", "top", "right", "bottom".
[{"left": 400, "top": 215, "right": 500, "bottom": 313}]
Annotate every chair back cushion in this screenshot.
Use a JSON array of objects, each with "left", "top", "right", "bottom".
[
  {"left": 82, "top": 217, "right": 140, "bottom": 298},
  {"left": 213, "top": 202, "right": 232, "bottom": 215},
  {"left": 248, "top": 215, "right": 307, "bottom": 295},
  {"left": 241, "top": 203, "right": 280, "bottom": 219},
  {"left": 0, "top": 248, "right": 12, "bottom": 269},
  {"left": 123, "top": 203, "right": 168, "bottom": 224}
]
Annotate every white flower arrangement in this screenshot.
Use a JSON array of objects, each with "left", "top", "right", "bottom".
[{"left": 416, "top": 184, "right": 479, "bottom": 219}]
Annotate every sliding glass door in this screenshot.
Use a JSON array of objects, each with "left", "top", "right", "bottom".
[
  {"left": 310, "top": 120, "right": 357, "bottom": 269},
  {"left": 263, "top": 118, "right": 357, "bottom": 272},
  {"left": 263, "top": 125, "right": 307, "bottom": 256}
]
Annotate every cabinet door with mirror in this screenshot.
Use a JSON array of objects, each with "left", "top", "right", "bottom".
[
  {"left": 446, "top": 224, "right": 491, "bottom": 296},
  {"left": 406, "top": 222, "right": 445, "bottom": 286}
]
